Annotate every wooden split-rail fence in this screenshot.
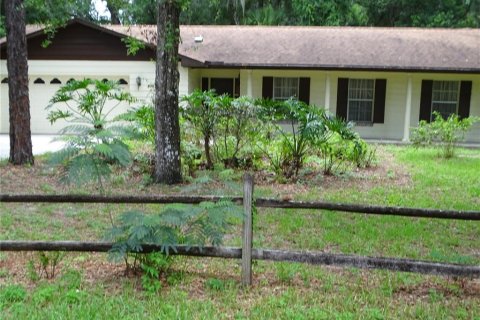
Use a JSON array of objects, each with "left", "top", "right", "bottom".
[{"left": 1, "top": 174, "right": 479, "bottom": 285}]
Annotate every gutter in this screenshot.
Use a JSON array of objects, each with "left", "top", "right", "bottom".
[{"left": 181, "top": 60, "right": 480, "bottom": 74}]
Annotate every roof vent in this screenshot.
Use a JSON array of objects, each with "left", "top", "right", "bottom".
[{"left": 194, "top": 35, "right": 203, "bottom": 43}]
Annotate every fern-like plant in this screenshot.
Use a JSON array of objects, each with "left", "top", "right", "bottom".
[
  {"left": 105, "top": 200, "right": 242, "bottom": 268},
  {"left": 46, "top": 79, "right": 136, "bottom": 187}
]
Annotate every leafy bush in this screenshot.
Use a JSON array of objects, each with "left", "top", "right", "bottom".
[
  {"left": 105, "top": 200, "right": 242, "bottom": 273},
  {"left": 140, "top": 252, "right": 173, "bottom": 294},
  {"left": 255, "top": 98, "right": 328, "bottom": 178},
  {"left": 214, "top": 96, "right": 261, "bottom": 168},
  {"left": 47, "top": 79, "right": 136, "bottom": 187},
  {"left": 411, "top": 112, "right": 478, "bottom": 158},
  {"left": 121, "top": 104, "right": 155, "bottom": 143},
  {"left": 256, "top": 98, "right": 371, "bottom": 178},
  {"left": 181, "top": 141, "right": 203, "bottom": 177},
  {"left": 182, "top": 91, "right": 263, "bottom": 170},
  {"left": 28, "top": 252, "right": 65, "bottom": 280},
  {"left": 181, "top": 90, "right": 219, "bottom": 169}
]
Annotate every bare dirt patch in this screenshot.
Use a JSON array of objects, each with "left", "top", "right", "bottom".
[
  {"left": 394, "top": 278, "right": 480, "bottom": 303},
  {"left": 0, "top": 146, "right": 410, "bottom": 196}
]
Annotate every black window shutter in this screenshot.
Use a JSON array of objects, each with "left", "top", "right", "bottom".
[
  {"left": 373, "top": 79, "right": 386, "bottom": 124},
  {"left": 298, "top": 77, "right": 310, "bottom": 104},
  {"left": 458, "top": 81, "right": 472, "bottom": 119},
  {"left": 201, "top": 77, "right": 209, "bottom": 91},
  {"left": 262, "top": 77, "right": 273, "bottom": 99},
  {"left": 419, "top": 80, "right": 433, "bottom": 122},
  {"left": 336, "top": 78, "right": 349, "bottom": 120}
]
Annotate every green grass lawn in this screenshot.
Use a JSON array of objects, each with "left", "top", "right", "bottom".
[{"left": 0, "top": 145, "right": 479, "bottom": 319}]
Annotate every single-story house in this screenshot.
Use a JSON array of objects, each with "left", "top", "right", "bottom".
[{"left": 1, "top": 18, "right": 479, "bottom": 142}]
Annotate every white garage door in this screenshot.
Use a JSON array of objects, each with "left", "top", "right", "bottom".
[{"left": 1, "top": 76, "right": 130, "bottom": 134}]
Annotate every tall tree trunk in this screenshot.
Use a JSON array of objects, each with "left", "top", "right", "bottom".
[
  {"left": 154, "top": 0, "right": 182, "bottom": 184},
  {"left": 5, "top": 0, "right": 34, "bottom": 165},
  {"left": 106, "top": 1, "right": 121, "bottom": 24}
]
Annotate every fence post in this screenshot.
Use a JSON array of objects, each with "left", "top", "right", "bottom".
[{"left": 242, "top": 173, "right": 254, "bottom": 286}]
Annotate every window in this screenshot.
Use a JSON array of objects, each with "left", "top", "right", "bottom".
[
  {"left": 1, "top": 77, "right": 7, "bottom": 84},
  {"left": 202, "top": 77, "right": 240, "bottom": 97},
  {"left": 431, "top": 81, "right": 459, "bottom": 120},
  {"left": 273, "top": 77, "right": 299, "bottom": 101},
  {"left": 347, "top": 79, "right": 374, "bottom": 123},
  {"left": 118, "top": 78, "right": 128, "bottom": 85},
  {"left": 50, "top": 78, "right": 62, "bottom": 84},
  {"left": 263, "top": 77, "right": 310, "bottom": 104},
  {"left": 33, "top": 78, "right": 45, "bottom": 84}
]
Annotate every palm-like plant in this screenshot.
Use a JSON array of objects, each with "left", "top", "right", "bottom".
[
  {"left": 258, "top": 98, "right": 329, "bottom": 178},
  {"left": 46, "top": 79, "right": 136, "bottom": 188},
  {"left": 257, "top": 98, "right": 363, "bottom": 178}
]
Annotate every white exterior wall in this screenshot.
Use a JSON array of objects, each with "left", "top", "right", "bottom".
[
  {"left": 190, "top": 69, "right": 480, "bottom": 143},
  {"left": 2, "top": 60, "right": 479, "bottom": 142},
  {"left": 469, "top": 79, "right": 480, "bottom": 142}
]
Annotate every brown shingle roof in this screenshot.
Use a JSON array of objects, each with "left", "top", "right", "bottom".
[
  {"left": 177, "top": 26, "right": 480, "bottom": 72},
  {"left": 3, "top": 20, "right": 480, "bottom": 73}
]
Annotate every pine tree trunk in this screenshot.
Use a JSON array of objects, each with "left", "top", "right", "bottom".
[
  {"left": 106, "top": 1, "right": 121, "bottom": 24},
  {"left": 154, "top": 0, "right": 182, "bottom": 184},
  {"left": 5, "top": 0, "right": 34, "bottom": 165}
]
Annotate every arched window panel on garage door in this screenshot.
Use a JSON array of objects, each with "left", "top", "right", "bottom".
[
  {"left": 1, "top": 78, "right": 8, "bottom": 84},
  {"left": 50, "top": 78, "right": 62, "bottom": 84},
  {"left": 33, "top": 78, "right": 45, "bottom": 84}
]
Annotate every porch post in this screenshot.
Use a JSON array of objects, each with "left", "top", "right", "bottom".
[
  {"left": 324, "top": 72, "right": 331, "bottom": 111},
  {"left": 247, "top": 69, "right": 253, "bottom": 98},
  {"left": 403, "top": 75, "right": 413, "bottom": 142}
]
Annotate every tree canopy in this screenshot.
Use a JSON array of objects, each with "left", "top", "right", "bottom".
[{"left": 1, "top": 0, "right": 478, "bottom": 37}]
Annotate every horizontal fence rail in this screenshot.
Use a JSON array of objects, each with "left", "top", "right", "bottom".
[
  {"left": 1, "top": 173, "right": 480, "bottom": 285},
  {"left": 1, "top": 241, "right": 479, "bottom": 278},
  {"left": 1, "top": 194, "right": 480, "bottom": 220}
]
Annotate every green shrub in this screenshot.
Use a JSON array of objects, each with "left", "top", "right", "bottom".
[
  {"left": 256, "top": 98, "right": 329, "bottom": 178},
  {"left": 27, "top": 251, "right": 65, "bottom": 280},
  {"left": 140, "top": 252, "right": 173, "bottom": 294},
  {"left": 181, "top": 89, "right": 219, "bottom": 169},
  {"left": 214, "top": 96, "right": 261, "bottom": 168},
  {"left": 105, "top": 200, "right": 242, "bottom": 282},
  {"left": 121, "top": 104, "right": 155, "bottom": 143},
  {"left": 411, "top": 112, "right": 478, "bottom": 158},
  {"left": 181, "top": 141, "right": 203, "bottom": 177},
  {"left": 182, "top": 91, "right": 262, "bottom": 170},
  {"left": 256, "top": 98, "right": 369, "bottom": 178}
]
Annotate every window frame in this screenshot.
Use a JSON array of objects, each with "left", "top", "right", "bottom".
[
  {"left": 272, "top": 77, "right": 299, "bottom": 101},
  {"left": 430, "top": 80, "right": 460, "bottom": 121},
  {"left": 346, "top": 78, "right": 375, "bottom": 125},
  {"left": 206, "top": 77, "right": 240, "bottom": 98}
]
